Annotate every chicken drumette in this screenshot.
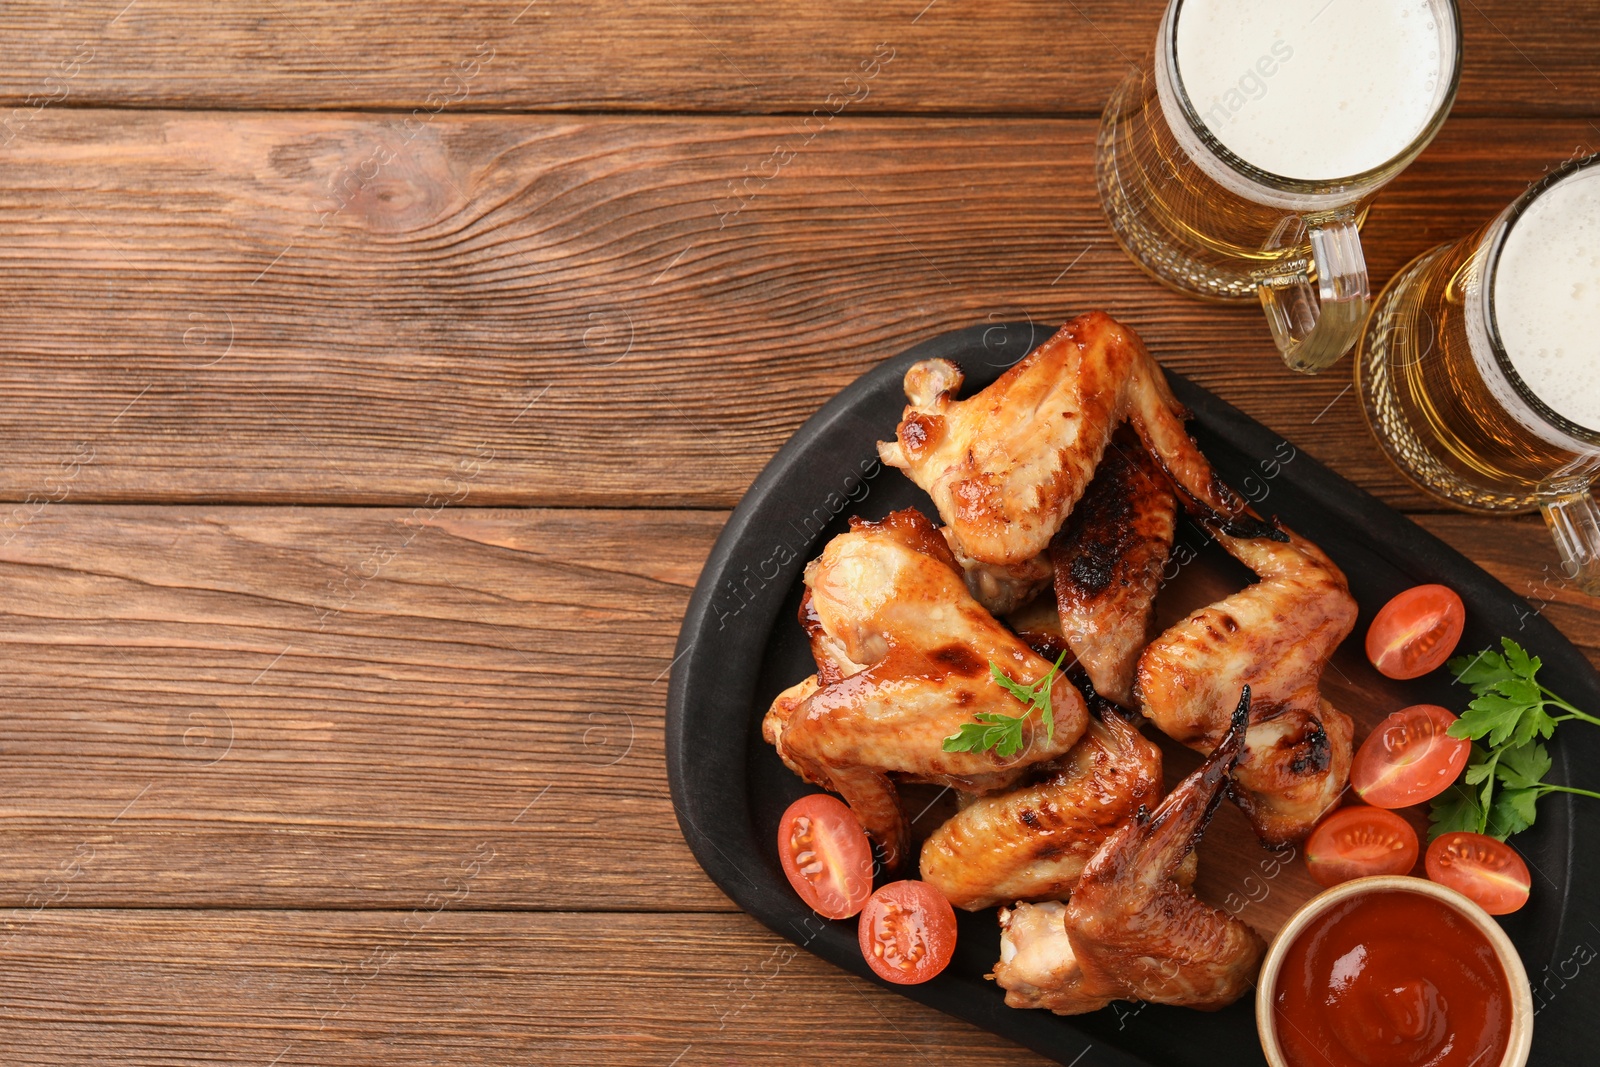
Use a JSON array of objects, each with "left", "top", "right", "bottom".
[
  {"left": 1136, "top": 525, "right": 1357, "bottom": 845},
  {"left": 943, "top": 422, "right": 1178, "bottom": 664},
  {"left": 920, "top": 706, "right": 1171, "bottom": 911},
  {"left": 1050, "top": 428, "right": 1177, "bottom": 708},
  {"left": 763, "top": 508, "right": 1087, "bottom": 870}
]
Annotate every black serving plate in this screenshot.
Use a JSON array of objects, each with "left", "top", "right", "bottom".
[{"left": 666, "top": 322, "right": 1600, "bottom": 1066}]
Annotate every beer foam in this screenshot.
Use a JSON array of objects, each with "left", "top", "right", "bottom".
[
  {"left": 1493, "top": 166, "right": 1600, "bottom": 432},
  {"left": 1174, "top": 0, "right": 1449, "bottom": 181}
]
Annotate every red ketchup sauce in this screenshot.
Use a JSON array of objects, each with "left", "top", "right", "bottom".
[{"left": 1273, "top": 890, "right": 1511, "bottom": 1067}]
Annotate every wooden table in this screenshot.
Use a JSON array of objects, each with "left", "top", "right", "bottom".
[{"left": 0, "top": 2, "right": 1595, "bottom": 1063}]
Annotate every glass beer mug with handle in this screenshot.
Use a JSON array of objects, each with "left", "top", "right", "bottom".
[
  {"left": 1097, "top": 0, "right": 1462, "bottom": 373},
  {"left": 1358, "top": 153, "right": 1600, "bottom": 595}
]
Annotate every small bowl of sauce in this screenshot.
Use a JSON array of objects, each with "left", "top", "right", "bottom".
[{"left": 1258, "top": 875, "right": 1532, "bottom": 1067}]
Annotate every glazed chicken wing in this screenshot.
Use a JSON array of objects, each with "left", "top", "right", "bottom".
[
  {"left": 1136, "top": 525, "right": 1357, "bottom": 845},
  {"left": 920, "top": 708, "right": 1167, "bottom": 911},
  {"left": 1050, "top": 428, "right": 1177, "bottom": 707},
  {"left": 877, "top": 311, "right": 1270, "bottom": 567},
  {"left": 992, "top": 693, "right": 1265, "bottom": 1013},
  {"left": 763, "top": 508, "right": 1088, "bottom": 870},
  {"left": 989, "top": 900, "right": 1113, "bottom": 1014},
  {"left": 942, "top": 528, "right": 1054, "bottom": 617}
]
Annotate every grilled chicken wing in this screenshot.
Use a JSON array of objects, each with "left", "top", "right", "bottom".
[
  {"left": 1050, "top": 428, "right": 1177, "bottom": 707},
  {"left": 943, "top": 528, "right": 1054, "bottom": 617},
  {"left": 920, "top": 708, "right": 1167, "bottom": 911},
  {"left": 1003, "top": 593, "right": 1074, "bottom": 665},
  {"left": 990, "top": 900, "right": 1112, "bottom": 1014},
  {"left": 877, "top": 311, "right": 1270, "bottom": 567},
  {"left": 992, "top": 693, "right": 1265, "bottom": 1013},
  {"left": 1136, "top": 525, "right": 1357, "bottom": 845},
  {"left": 763, "top": 508, "right": 1088, "bottom": 870}
]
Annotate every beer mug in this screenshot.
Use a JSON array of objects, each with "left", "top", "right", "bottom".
[
  {"left": 1358, "top": 153, "right": 1600, "bottom": 594},
  {"left": 1097, "top": 0, "right": 1462, "bottom": 373}
]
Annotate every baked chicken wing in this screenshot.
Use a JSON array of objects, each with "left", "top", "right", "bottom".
[
  {"left": 1136, "top": 525, "right": 1357, "bottom": 845},
  {"left": 1050, "top": 428, "right": 1177, "bottom": 707},
  {"left": 989, "top": 900, "right": 1110, "bottom": 1015},
  {"left": 992, "top": 692, "right": 1265, "bottom": 1013},
  {"left": 943, "top": 528, "right": 1054, "bottom": 617},
  {"left": 877, "top": 311, "right": 1270, "bottom": 567},
  {"left": 763, "top": 508, "right": 1088, "bottom": 870},
  {"left": 919, "top": 708, "right": 1166, "bottom": 911}
]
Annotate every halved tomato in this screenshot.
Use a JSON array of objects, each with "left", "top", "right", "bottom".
[
  {"left": 1304, "top": 806, "right": 1420, "bottom": 888},
  {"left": 1426, "top": 832, "right": 1532, "bottom": 915},
  {"left": 858, "top": 880, "right": 957, "bottom": 985},
  {"left": 1351, "top": 704, "right": 1472, "bottom": 808},
  {"left": 1365, "top": 584, "right": 1466, "bottom": 680},
  {"left": 777, "top": 794, "right": 874, "bottom": 920}
]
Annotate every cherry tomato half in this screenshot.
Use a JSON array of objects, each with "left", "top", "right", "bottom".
[
  {"left": 1351, "top": 704, "right": 1472, "bottom": 809},
  {"left": 1426, "top": 832, "right": 1532, "bottom": 915},
  {"left": 1304, "top": 806, "right": 1420, "bottom": 888},
  {"left": 858, "top": 880, "right": 957, "bottom": 985},
  {"left": 777, "top": 794, "right": 874, "bottom": 920},
  {"left": 1365, "top": 584, "right": 1466, "bottom": 680}
]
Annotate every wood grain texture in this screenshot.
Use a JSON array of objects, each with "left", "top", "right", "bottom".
[
  {"left": 5, "top": 11, "right": 1600, "bottom": 1054},
  {"left": 0, "top": 112, "right": 1591, "bottom": 509},
  {"left": 0, "top": 909, "right": 1052, "bottom": 1066},
  {"left": 0, "top": 509, "right": 1593, "bottom": 1064},
  {"left": 1415, "top": 513, "right": 1600, "bottom": 661},
  {"left": 0, "top": 504, "right": 1592, "bottom": 917},
  {"left": 0, "top": 505, "right": 729, "bottom": 910},
  {"left": 0, "top": 0, "right": 1595, "bottom": 116}
]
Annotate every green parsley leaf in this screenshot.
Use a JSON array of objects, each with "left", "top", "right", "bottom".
[
  {"left": 1431, "top": 637, "right": 1600, "bottom": 842},
  {"left": 943, "top": 650, "right": 1068, "bottom": 756},
  {"left": 1477, "top": 750, "right": 1498, "bottom": 815},
  {"left": 1448, "top": 646, "right": 1509, "bottom": 689},
  {"left": 1495, "top": 742, "right": 1553, "bottom": 790},
  {"left": 1511, "top": 703, "right": 1559, "bottom": 750},
  {"left": 988, "top": 664, "right": 1039, "bottom": 706},
  {"left": 1459, "top": 639, "right": 1580, "bottom": 748},
  {"left": 1503, "top": 637, "right": 1539, "bottom": 679},
  {"left": 1486, "top": 786, "right": 1540, "bottom": 839},
  {"left": 1449, "top": 637, "right": 1569, "bottom": 747},
  {"left": 941, "top": 711, "right": 1027, "bottom": 758},
  {"left": 1454, "top": 691, "right": 1529, "bottom": 748},
  {"left": 1462, "top": 762, "right": 1493, "bottom": 786},
  {"left": 1428, "top": 782, "right": 1485, "bottom": 839}
]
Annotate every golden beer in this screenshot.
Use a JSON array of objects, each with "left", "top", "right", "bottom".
[
  {"left": 1096, "top": 0, "right": 1461, "bottom": 373},
  {"left": 1097, "top": 63, "right": 1357, "bottom": 301},
  {"left": 1358, "top": 153, "right": 1600, "bottom": 592}
]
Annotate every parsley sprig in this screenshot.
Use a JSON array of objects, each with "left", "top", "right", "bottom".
[
  {"left": 1428, "top": 637, "right": 1600, "bottom": 840},
  {"left": 942, "top": 650, "right": 1067, "bottom": 758}
]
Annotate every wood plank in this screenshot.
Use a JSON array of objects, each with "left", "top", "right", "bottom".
[
  {"left": 1415, "top": 513, "right": 1600, "bottom": 664},
  {"left": 0, "top": 505, "right": 731, "bottom": 910},
  {"left": 0, "top": 112, "right": 1588, "bottom": 509},
  {"left": 0, "top": 909, "right": 1050, "bottom": 1066},
  {"left": 0, "top": 504, "right": 1593, "bottom": 914},
  {"left": 0, "top": 1, "right": 1595, "bottom": 116}
]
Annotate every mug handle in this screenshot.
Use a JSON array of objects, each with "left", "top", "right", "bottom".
[
  {"left": 1539, "top": 459, "right": 1600, "bottom": 597},
  {"left": 1255, "top": 211, "right": 1371, "bottom": 375}
]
